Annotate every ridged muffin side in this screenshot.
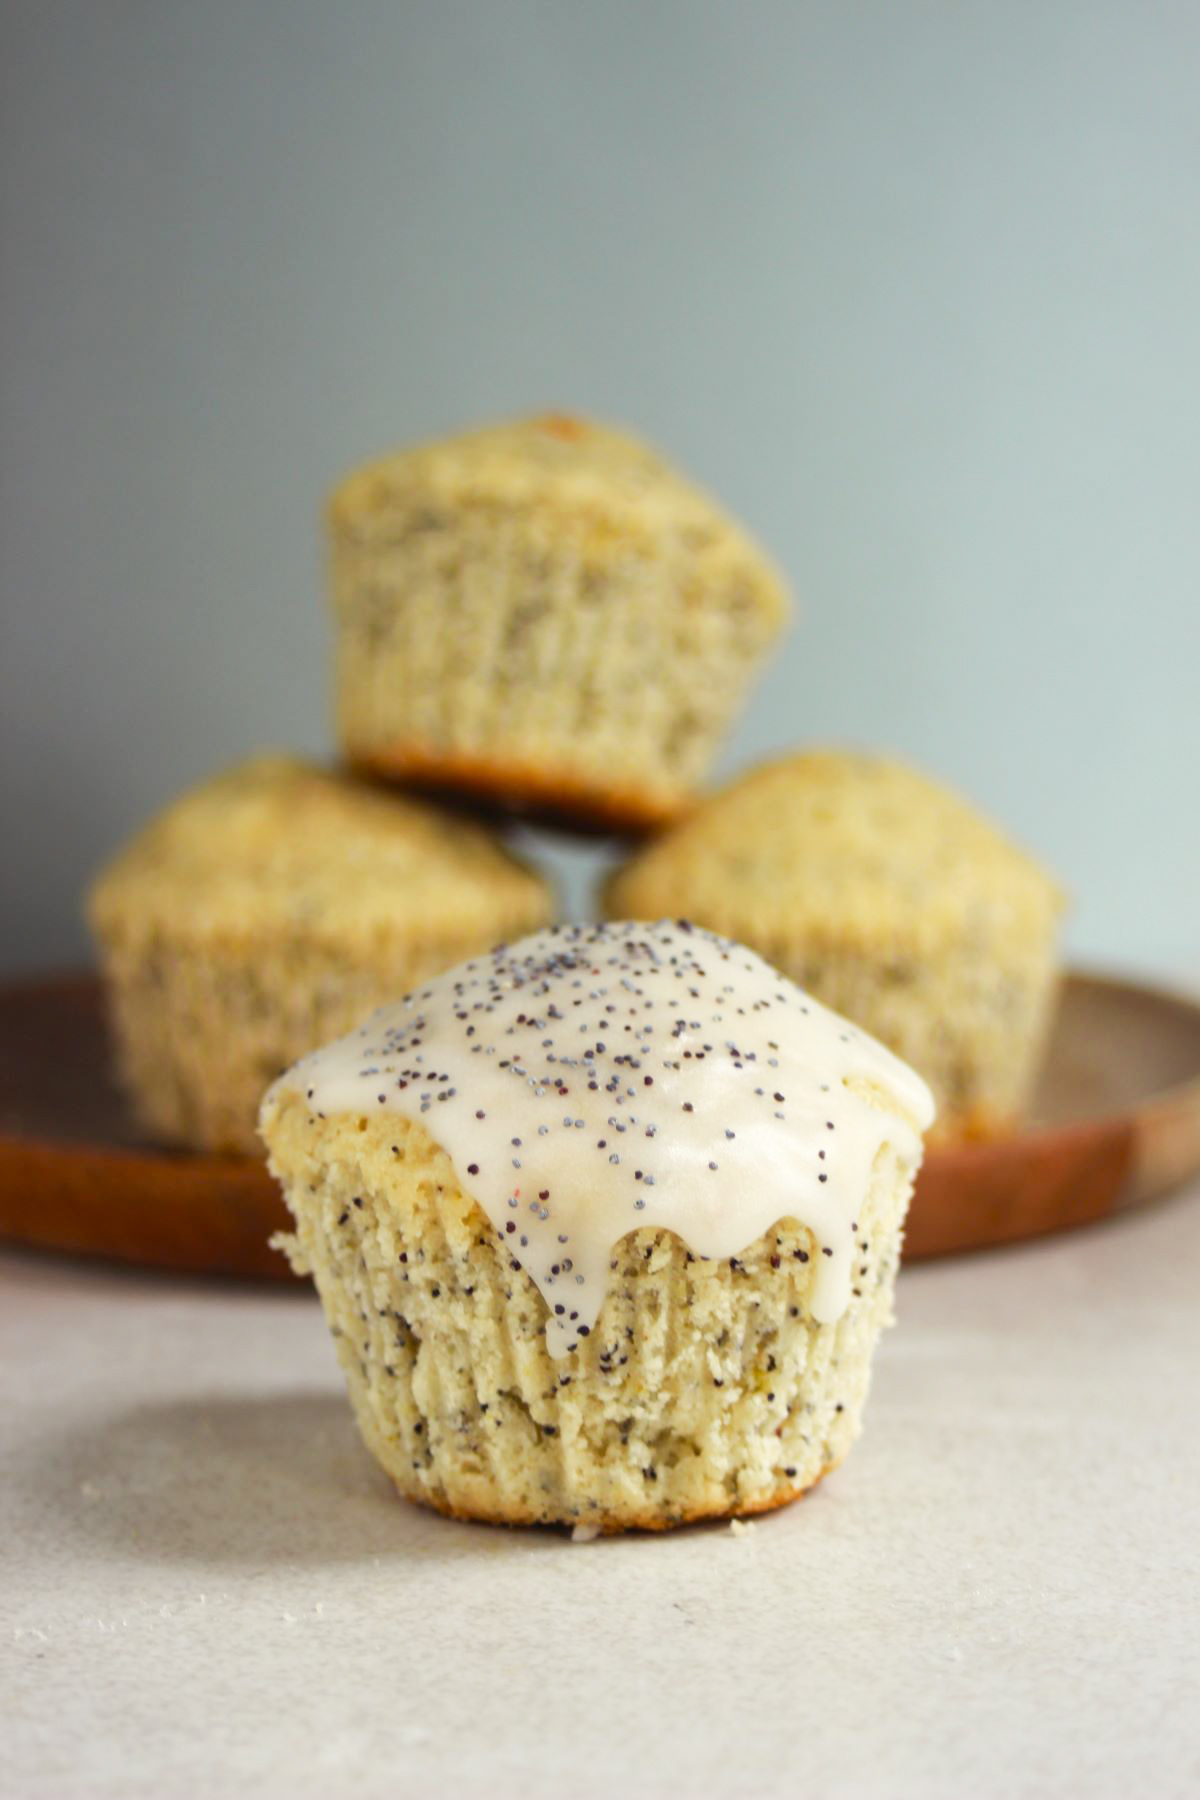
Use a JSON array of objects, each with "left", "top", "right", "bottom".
[
  {"left": 262, "top": 1099, "right": 919, "bottom": 1532},
  {"left": 605, "top": 751, "right": 1066, "bottom": 1142},
  {"left": 87, "top": 756, "right": 554, "bottom": 1155},
  {"left": 329, "top": 414, "right": 790, "bottom": 830}
]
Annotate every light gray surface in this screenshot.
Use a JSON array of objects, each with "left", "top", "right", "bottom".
[
  {"left": 2, "top": 1, "right": 1199, "bottom": 973},
  {"left": 4, "top": 1184, "right": 1199, "bottom": 1799}
]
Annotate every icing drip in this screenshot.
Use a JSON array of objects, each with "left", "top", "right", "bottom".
[{"left": 271, "top": 921, "right": 935, "bottom": 1357}]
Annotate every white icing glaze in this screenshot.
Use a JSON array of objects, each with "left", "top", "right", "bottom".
[{"left": 271, "top": 921, "right": 935, "bottom": 1357}]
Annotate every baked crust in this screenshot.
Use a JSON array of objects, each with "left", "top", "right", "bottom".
[
  {"left": 390, "top": 1460, "right": 838, "bottom": 1535},
  {"left": 349, "top": 745, "right": 691, "bottom": 836}
]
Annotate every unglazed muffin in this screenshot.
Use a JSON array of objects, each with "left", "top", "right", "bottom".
[
  {"left": 329, "top": 414, "right": 790, "bottom": 831},
  {"left": 260, "top": 920, "right": 933, "bottom": 1531},
  {"left": 87, "top": 755, "right": 554, "bottom": 1155},
  {"left": 605, "top": 752, "right": 1065, "bottom": 1143}
]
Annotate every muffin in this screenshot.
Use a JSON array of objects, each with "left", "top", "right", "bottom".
[
  {"left": 605, "top": 751, "right": 1065, "bottom": 1143},
  {"left": 260, "top": 920, "right": 933, "bottom": 1531},
  {"left": 87, "top": 754, "right": 554, "bottom": 1155},
  {"left": 329, "top": 414, "right": 790, "bottom": 831}
]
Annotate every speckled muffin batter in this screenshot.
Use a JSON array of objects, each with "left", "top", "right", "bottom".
[
  {"left": 261, "top": 921, "right": 933, "bottom": 1531},
  {"left": 605, "top": 752, "right": 1066, "bottom": 1143},
  {"left": 87, "top": 755, "right": 554, "bottom": 1155},
  {"left": 329, "top": 414, "right": 790, "bottom": 831}
]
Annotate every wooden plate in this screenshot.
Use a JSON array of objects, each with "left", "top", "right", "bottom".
[{"left": 2, "top": 972, "right": 1198, "bottom": 1281}]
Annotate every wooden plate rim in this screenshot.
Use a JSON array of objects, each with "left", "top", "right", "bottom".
[{"left": 2, "top": 967, "right": 1198, "bottom": 1279}]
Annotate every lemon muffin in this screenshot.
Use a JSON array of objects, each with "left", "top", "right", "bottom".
[
  {"left": 329, "top": 414, "right": 790, "bottom": 831},
  {"left": 605, "top": 752, "right": 1065, "bottom": 1143},
  {"left": 260, "top": 920, "right": 933, "bottom": 1531},
  {"left": 87, "top": 755, "right": 554, "bottom": 1155}
]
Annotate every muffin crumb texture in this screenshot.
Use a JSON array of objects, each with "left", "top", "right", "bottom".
[
  {"left": 87, "top": 754, "right": 553, "bottom": 1153},
  {"left": 261, "top": 921, "right": 931, "bottom": 1530},
  {"left": 607, "top": 752, "right": 1065, "bottom": 1141},
  {"left": 268, "top": 1101, "right": 913, "bottom": 1530},
  {"left": 330, "top": 414, "right": 790, "bottom": 829}
]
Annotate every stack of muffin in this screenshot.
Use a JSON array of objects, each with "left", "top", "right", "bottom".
[
  {"left": 90, "top": 411, "right": 1063, "bottom": 1159},
  {"left": 88, "top": 411, "right": 1066, "bottom": 1533}
]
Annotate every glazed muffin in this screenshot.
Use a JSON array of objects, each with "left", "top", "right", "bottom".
[
  {"left": 87, "top": 755, "right": 554, "bottom": 1155},
  {"left": 260, "top": 920, "right": 933, "bottom": 1532},
  {"left": 329, "top": 414, "right": 789, "bottom": 832},
  {"left": 605, "top": 751, "right": 1065, "bottom": 1143}
]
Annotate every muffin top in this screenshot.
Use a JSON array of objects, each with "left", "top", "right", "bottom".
[
  {"left": 264, "top": 920, "right": 934, "bottom": 1355},
  {"left": 88, "top": 754, "right": 553, "bottom": 948},
  {"left": 606, "top": 750, "right": 1065, "bottom": 955},
  {"left": 328, "top": 412, "right": 789, "bottom": 626}
]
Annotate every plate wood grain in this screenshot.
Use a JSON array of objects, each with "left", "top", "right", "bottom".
[{"left": 2, "top": 972, "right": 1198, "bottom": 1281}]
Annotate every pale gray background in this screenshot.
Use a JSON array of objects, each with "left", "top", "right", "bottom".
[{"left": 2, "top": 0, "right": 1198, "bottom": 976}]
